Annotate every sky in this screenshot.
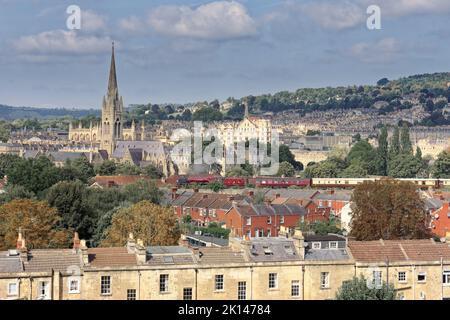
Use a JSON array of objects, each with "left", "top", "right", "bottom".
[{"left": 0, "top": 0, "right": 449, "bottom": 109}]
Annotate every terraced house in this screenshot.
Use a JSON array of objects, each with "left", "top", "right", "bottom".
[{"left": 2, "top": 231, "right": 450, "bottom": 300}]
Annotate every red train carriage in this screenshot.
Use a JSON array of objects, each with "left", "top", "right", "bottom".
[
  {"left": 254, "top": 177, "right": 311, "bottom": 188},
  {"left": 186, "top": 175, "right": 222, "bottom": 185},
  {"left": 223, "top": 177, "right": 247, "bottom": 187}
]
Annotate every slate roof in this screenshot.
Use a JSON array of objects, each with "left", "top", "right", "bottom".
[
  {"left": 246, "top": 238, "right": 301, "bottom": 262},
  {"left": 0, "top": 251, "right": 23, "bottom": 273},
  {"left": 146, "top": 246, "right": 195, "bottom": 266},
  {"left": 197, "top": 247, "right": 247, "bottom": 264},
  {"left": 265, "top": 189, "right": 318, "bottom": 201},
  {"left": 171, "top": 191, "right": 194, "bottom": 206},
  {"left": 348, "top": 239, "right": 450, "bottom": 263},
  {"left": 48, "top": 152, "right": 86, "bottom": 162},
  {"left": 24, "top": 249, "right": 82, "bottom": 273},
  {"left": 186, "top": 234, "right": 229, "bottom": 247},
  {"left": 112, "top": 141, "right": 165, "bottom": 158},
  {"left": 234, "top": 204, "right": 306, "bottom": 217},
  {"left": 314, "top": 191, "right": 352, "bottom": 202},
  {"left": 304, "top": 249, "right": 350, "bottom": 261},
  {"left": 305, "top": 234, "right": 346, "bottom": 242},
  {"left": 88, "top": 247, "right": 137, "bottom": 267}
]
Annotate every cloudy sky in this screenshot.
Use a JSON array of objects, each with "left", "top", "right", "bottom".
[{"left": 0, "top": 0, "right": 449, "bottom": 109}]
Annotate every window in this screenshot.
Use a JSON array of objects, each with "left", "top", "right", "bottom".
[
  {"left": 398, "top": 272, "right": 407, "bottom": 283},
  {"left": 238, "top": 282, "right": 246, "bottom": 300},
  {"left": 417, "top": 272, "right": 426, "bottom": 283},
  {"left": 246, "top": 217, "right": 251, "bottom": 226},
  {"left": 267, "top": 216, "right": 272, "bottom": 224},
  {"left": 280, "top": 216, "right": 285, "bottom": 224},
  {"left": 269, "top": 273, "right": 278, "bottom": 289},
  {"left": 291, "top": 280, "right": 300, "bottom": 297},
  {"left": 101, "top": 276, "right": 111, "bottom": 295},
  {"left": 160, "top": 274, "right": 169, "bottom": 293},
  {"left": 127, "top": 289, "right": 136, "bottom": 300},
  {"left": 267, "top": 229, "right": 271, "bottom": 237},
  {"left": 373, "top": 271, "right": 382, "bottom": 288},
  {"left": 183, "top": 288, "right": 193, "bottom": 300},
  {"left": 329, "top": 241, "right": 338, "bottom": 249},
  {"left": 443, "top": 271, "right": 450, "bottom": 285},
  {"left": 312, "top": 242, "right": 321, "bottom": 250},
  {"left": 320, "top": 272, "right": 330, "bottom": 289},
  {"left": 68, "top": 278, "right": 80, "bottom": 294},
  {"left": 7, "top": 282, "right": 18, "bottom": 296},
  {"left": 38, "top": 281, "right": 50, "bottom": 299},
  {"left": 215, "top": 275, "right": 224, "bottom": 291}
]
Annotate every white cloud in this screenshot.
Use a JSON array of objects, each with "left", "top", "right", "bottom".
[
  {"left": 82, "top": 10, "right": 108, "bottom": 32},
  {"left": 302, "top": 1, "right": 365, "bottom": 30},
  {"left": 148, "top": 1, "right": 258, "bottom": 40},
  {"left": 119, "top": 16, "right": 145, "bottom": 32},
  {"left": 13, "top": 30, "right": 113, "bottom": 55},
  {"left": 350, "top": 37, "right": 401, "bottom": 63}
]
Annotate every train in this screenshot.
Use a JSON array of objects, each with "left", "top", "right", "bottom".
[{"left": 171, "top": 175, "right": 450, "bottom": 189}]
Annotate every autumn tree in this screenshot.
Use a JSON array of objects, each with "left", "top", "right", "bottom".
[
  {"left": 0, "top": 199, "right": 71, "bottom": 250},
  {"left": 350, "top": 180, "right": 430, "bottom": 240},
  {"left": 102, "top": 200, "right": 180, "bottom": 247}
]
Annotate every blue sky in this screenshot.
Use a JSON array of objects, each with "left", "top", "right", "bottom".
[{"left": 0, "top": 0, "right": 449, "bottom": 109}]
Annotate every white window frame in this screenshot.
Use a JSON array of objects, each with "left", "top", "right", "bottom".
[
  {"left": 329, "top": 241, "right": 338, "bottom": 250},
  {"left": 417, "top": 272, "right": 427, "bottom": 283},
  {"left": 160, "top": 274, "right": 169, "bottom": 293},
  {"left": 215, "top": 274, "right": 224, "bottom": 291},
  {"left": 373, "top": 271, "right": 382, "bottom": 288},
  {"left": 320, "top": 272, "right": 330, "bottom": 289},
  {"left": 100, "top": 275, "right": 111, "bottom": 296},
  {"left": 312, "top": 242, "right": 321, "bottom": 250},
  {"left": 280, "top": 216, "right": 285, "bottom": 224},
  {"left": 398, "top": 271, "right": 407, "bottom": 283},
  {"left": 38, "top": 281, "right": 50, "bottom": 300},
  {"left": 7, "top": 281, "right": 18, "bottom": 296},
  {"left": 237, "top": 281, "right": 246, "bottom": 300},
  {"left": 246, "top": 217, "right": 252, "bottom": 226},
  {"left": 269, "top": 273, "right": 278, "bottom": 289},
  {"left": 68, "top": 277, "right": 80, "bottom": 294},
  {"left": 443, "top": 271, "right": 450, "bottom": 286},
  {"left": 267, "top": 216, "right": 272, "bottom": 224},
  {"left": 291, "top": 280, "right": 300, "bottom": 297}
]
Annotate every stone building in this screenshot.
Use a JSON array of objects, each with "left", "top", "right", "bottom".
[{"left": 2, "top": 231, "right": 450, "bottom": 300}]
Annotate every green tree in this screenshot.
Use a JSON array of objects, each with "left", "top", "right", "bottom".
[
  {"left": 388, "top": 153, "right": 422, "bottom": 178},
  {"left": 350, "top": 180, "right": 430, "bottom": 240},
  {"left": 400, "top": 123, "right": 413, "bottom": 154},
  {"left": 340, "top": 163, "right": 368, "bottom": 178},
  {"left": 67, "top": 157, "right": 95, "bottom": 183},
  {"left": 346, "top": 140, "right": 377, "bottom": 174},
  {"left": 0, "top": 154, "right": 21, "bottom": 178},
  {"left": 377, "top": 126, "right": 388, "bottom": 175},
  {"left": 279, "top": 145, "right": 303, "bottom": 170},
  {"left": 277, "top": 161, "right": 295, "bottom": 177},
  {"left": 192, "top": 107, "right": 223, "bottom": 122},
  {"left": 335, "top": 276, "right": 396, "bottom": 300},
  {"left": 432, "top": 151, "right": 450, "bottom": 178},
  {"left": 389, "top": 126, "right": 400, "bottom": 158},
  {"left": 94, "top": 160, "right": 117, "bottom": 175},
  {"left": 121, "top": 179, "right": 163, "bottom": 204},
  {"left": 115, "top": 163, "right": 142, "bottom": 175},
  {"left": 46, "top": 181, "right": 93, "bottom": 239},
  {"left": 142, "top": 164, "right": 164, "bottom": 179}
]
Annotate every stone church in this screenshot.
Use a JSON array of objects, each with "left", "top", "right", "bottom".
[{"left": 68, "top": 43, "right": 170, "bottom": 176}]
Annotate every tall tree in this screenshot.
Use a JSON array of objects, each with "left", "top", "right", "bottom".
[
  {"left": 102, "top": 201, "right": 180, "bottom": 247},
  {"left": 377, "top": 126, "right": 388, "bottom": 175},
  {"left": 0, "top": 199, "right": 72, "bottom": 250},
  {"left": 432, "top": 151, "right": 450, "bottom": 178},
  {"left": 400, "top": 123, "right": 413, "bottom": 154},
  {"left": 350, "top": 180, "right": 430, "bottom": 240},
  {"left": 389, "top": 126, "right": 400, "bottom": 158}
]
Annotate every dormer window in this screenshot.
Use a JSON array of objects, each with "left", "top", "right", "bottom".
[{"left": 329, "top": 241, "right": 338, "bottom": 250}]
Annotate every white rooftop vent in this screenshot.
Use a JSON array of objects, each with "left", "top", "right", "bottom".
[{"left": 7, "top": 249, "right": 19, "bottom": 256}]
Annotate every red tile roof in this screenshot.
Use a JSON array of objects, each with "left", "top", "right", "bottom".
[{"left": 88, "top": 247, "right": 137, "bottom": 267}]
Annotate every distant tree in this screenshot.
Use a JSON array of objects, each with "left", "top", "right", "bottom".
[
  {"left": 388, "top": 126, "right": 400, "bottom": 159},
  {"left": 115, "top": 163, "right": 142, "bottom": 175},
  {"left": 377, "top": 78, "right": 390, "bottom": 86},
  {"left": 192, "top": 107, "right": 223, "bottom": 122},
  {"left": 350, "top": 180, "right": 430, "bottom": 240},
  {"left": 0, "top": 199, "right": 72, "bottom": 250},
  {"left": 432, "top": 151, "right": 450, "bottom": 178},
  {"left": 279, "top": 145, "right": 303, "bottom": 170},
  {"left": 346, "top": 140, "right": 377, "bottom": 174},
  {"left": 121, "top": 180, "right": 163, "bottom": 204},
  {"left": 102, "top": 201, "right": 180, "bottom": 247},
  {"left": 415, "top": 147, "right": 422, "bottom": 161},
  {"left": 207, "top": 181, "right": 225, "bottom": 192},
  {"left": 94, "top": 160, "right": 117, "bottom": 176},
  {"left": 298, "top": 220, "right": 342, "bottom": 236},
  {"left": 0, "top": 122, "right": 10, "bottom": 143},
  {"left": 400, "top": 123, "right": 413, "bottom": 154},
  {"left": 0, "top": 185, "right": 35, "bottom": 205},
  {"left": 340, "top": 163, "right": 368, "bottom": 178},
  {"left": 335, "top": 276, "right": 396, "bottom": 300},
  {"left": 46, "top": 181, "right": 93, "bottom": 239},
  {"left": 0, "top": 154, "right": 21, "bottom": 178},
  {"left": 388, "top": 153, "right": 422, "bottom": 178},
  {"left": 303, "top": 157, "right": 346, "bottom": 178},
  {"left": 226, "top": 166, "right": 251, "bottom": 177},
  {"left": 142, "top": 164, "right": 164, "bottom": 179},
  {"left": 277, "top": 161, "right": 295, "bottom": 177},
  {"left": 377, "top": 126, "right": 388, "bottom": 175},
  {"left": 67, "top": 157, "right": 95, "bottom": 183}
]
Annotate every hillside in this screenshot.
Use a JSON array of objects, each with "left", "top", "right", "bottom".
[{"left": 0, "top": 104, "right": 99, "bottom": 121}]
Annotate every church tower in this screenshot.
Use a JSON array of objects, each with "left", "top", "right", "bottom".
[{"left": 101, "top": 42, "right": 123, "bottom": 155}]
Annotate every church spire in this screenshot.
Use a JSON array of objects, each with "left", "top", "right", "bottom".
[{"left": 108, "top": 42, "right": 118, "bottom": 98}]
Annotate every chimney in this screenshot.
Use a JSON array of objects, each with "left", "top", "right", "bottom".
[
  {"left": 171, "top": 187, "right": 178, "bottom": 200},
  {"left": 135, "top": 239, "right": 147, "bottom": 265},
  {"left": 194, "top": 188, "right": 199, "bottom": 193},
  {"left": 17, "top": 230, "right": 28, "bottom": 262},
  {"left": 203, "top": 194, "right": 208, "bottom": 199},
  {"left": 275, "top": 193, "right": 281, "bottom": 199},
  {"left": 126, "top": 233, "right": 136, "bottom": 254},
  {"left": 292, "top": 229, "right": 305, "bottom": 259},
  {"left": 80, "top": 239, "right": 89, "bottom": 265},
  {"left": 72, "top": 232, "right": 81, "bottom": 253}
]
